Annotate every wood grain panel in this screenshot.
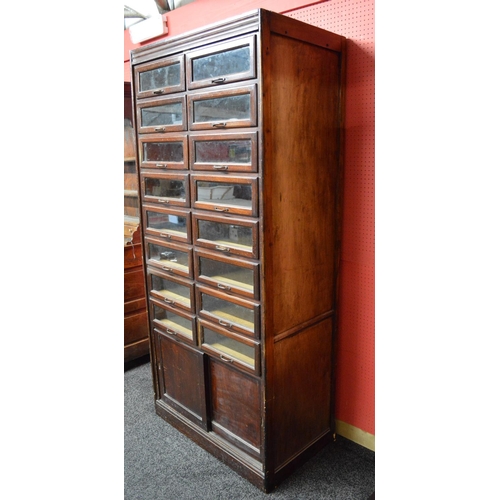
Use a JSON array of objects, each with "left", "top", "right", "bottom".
[{"left": 265, "top": 33, "right": 340, "bottom": 335}]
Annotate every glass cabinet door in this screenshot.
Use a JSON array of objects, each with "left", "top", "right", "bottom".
[
  {"left": 193, "top": 212, "right": 258, "bottom": 259},
  {"left": 137, "top": 96, "right": 186, "bottom": 134},
  {"left": 191, "top": 175, "right": 258, "bottom": 216},
  {"left": 143, "top": 205, "right": 190, "bottom": 243},
  {"left": 189, "top": 131, "right": 257, "bottom": 172},
  {"left": 200, "top": 319, "right": 259, "bottom": 375},
  {"left": 186, "top": 35, "right": 256, "bottom": 90},
  {"left": 145, "top": 237, "right": 192, "bottom": 278},
  {"left": 188, "top": 85, "right": 257, "bottom": 130},
  {"left": 148, "top": 269, "right": 194, "bottom": 313},
  {"left": 141, "top": 173, "right": 189, "bottom": 207},
  {"left": 151, "top": 298, "right": 196, "bottom": 344},
  {"left": 134, "top": 55, "right": 185, "bottom": 99},
  {"left": 197, "top": 285, "right": 259, "bottom": 338},
  {"left": 139, "top": 134, "right": 188, "bottom": 170},
  {"left": 194, "top": 249, "right": 259, "bottom": 300}
]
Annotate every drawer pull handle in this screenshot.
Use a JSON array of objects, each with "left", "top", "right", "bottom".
[
  {"left": 217, "top": 283, "right": 231, "bottom": 291},
  {"left": 153, "top": 89, "right": 165, "bottom": 94},
  {"left": 215, "top": 245, "right": 230, "bottom": 252},
  {"left": 162, "top": 267, "right": 173, "bottom": 273},
  {"left": 158, "top": 199, "right": 170, "bottom": 204},
  {"left": 164, "top": 298, "right": 175, "bottom": 305},
  {"left": 220, "top": 354, "right": 233, "bottom": 363},
  {"left": 156, "top": 163, "right": 166, "bottom": 168},
  {"left": 212, "top": 77, "right": 226, "bottom": 84},
  {"left": 214, "top": 207, "right": 229, "bottom": 212},
  {"left": 219, "top": 319, "right": 232, "bottom": 328},
  {"left": 166, "top": 329, "right": 177, "bottom": 336},
  {"left": 154, "top": 127, "right": 166, "bottom": 132},
  {"left": 213, "top": 165, "right": 228, "bottom": 170},
  {"left": 212, "top": 122, "right": 227, "bottom": 128},
  {"left": 160, "top": 233, "right": 172, "bottom": 239}
]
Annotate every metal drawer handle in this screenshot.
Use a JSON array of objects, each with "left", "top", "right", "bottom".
[
  {"left": 212, "top": 122, "right": 227, "bottom": 128},
  {"left": 160, "top": 233, "right": 172, "bottom": 239},
  {"left": 158, "top": 199, "right": 170, "bottom": 204},
  {"left": 156, "top": 163, "right": 167, "bottom": 168},
  {"left": 213, "top": 165, "right": 228, "bottom": 170},
  {"left": 166, "top": 328, "right": 177, "bottom": 336},
  {"left": 219, "top": 319, "right": 232, "bottom": 328},
  {"left": 220, "top": 354, "right": 233, "bottom": 363},
  {"left": 153, "top": 89, "right": 165, "bottom": 94},
  {"left": 212, "top": 77, "right": 226, "bottom": 84},
  {"left": 217, "top": 283, "right": 231, "bottom": 291},
  {"left": 162, "top": 267, "right": 173, "bottom": 273},
  {"left": 154, "top": 127, "right": 166, "bottom": 132},
  {"left": 214, "top": 207, "right": 229, "bottom": 212},
  {"left": 215, "top": 245, "right": 230, "bottom": 252},
  {"left": 164, "top": 298, "right": 175, "bottom": 305}
]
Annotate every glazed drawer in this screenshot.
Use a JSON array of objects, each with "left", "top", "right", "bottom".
[
  {"left": 150, "top": 297, "right": 197, "bottom": 345},
  {"left": 136, "top": 95, "right": 187, "bottom": 134},
  {"left": 138, "top": 133, "right": 188, "bottom": 170},
  {"left": 144, "top": 236, "right": 192, "bottom": 278},
  {"left": 147, "top": 267, "right": 195, "bottom": 313},
  {"left": 143, "top": 204, "right": 191, "bottom": 243},
  {"left": 186, "top": 35, "right": 256, "bottom": 90},
  {"left": 141, "top": 172, "right": 190, "bottom": 208},
  {"left": 134, "top": 54, "right": 185, "bottom": 99},
  {"left": 189, "top": 131, "right": 258, "bottom": 172}
]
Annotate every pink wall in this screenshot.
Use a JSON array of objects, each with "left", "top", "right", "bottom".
[{"left": 124, "top": 0, "right": 375, "bottom": 437}]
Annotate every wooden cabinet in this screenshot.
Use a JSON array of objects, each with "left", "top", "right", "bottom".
[
  {"left": 125, "top": 82, "right": 149, "bottom": 363},
  {"left": 129, "top": 9, "right": 345, "bottom": 492}
]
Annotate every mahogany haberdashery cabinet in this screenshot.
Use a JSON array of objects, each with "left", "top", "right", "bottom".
[{"left": 129, "top": 8, "right": 346, "bottom": 492}]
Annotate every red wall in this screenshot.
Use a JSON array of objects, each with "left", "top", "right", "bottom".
[{"left": 125, "top": 0, "right": 375, "bottom": 437}]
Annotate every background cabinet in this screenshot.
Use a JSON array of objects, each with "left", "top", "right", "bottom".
[
  {"left": 125, "top": 82, "right": 149, "bottom": 363},
  {"left": 130, "top": 9, "right": 345, "bottom": 492}
]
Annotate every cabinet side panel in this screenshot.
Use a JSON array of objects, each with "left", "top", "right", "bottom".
[
  {"left": 265, "top": 34, "right": 340, "bottom": 335},
  {"left": 272, "top": 319, "right": 332, "bottom": 468}
]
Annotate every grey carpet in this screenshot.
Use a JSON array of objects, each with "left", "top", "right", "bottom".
[{"left": 125, "top": 358, "right": 375, "bottom": 499}]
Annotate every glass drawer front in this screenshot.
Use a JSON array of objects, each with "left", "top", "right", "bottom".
[
  {"left": 146, "top": 238, "right": 191, "bottom": 277},
  {"left": 198, "top": 289, "right": 257, "bottom": 336},
  {"left": 135, "top": 56, "right": 185, "bottom": 98},
  {"left": 192, "top": 175, "right": 257, "bottom": 216},
  {"left": 149, "top": 272, "right": 193, "bottom": 311},
  {"left": 142, "top": 174, "right": 189, "bottom": 207},
  {"left": 196, "top": 251, "right": 258, "bottom": 300},
  {"left": 187, "top": 36, "right": 256, "bottom": 89},
  {"left": 190, "top": 132, "right": 257, "bottom": 172},
  {"left": 152, "top": 301, "right": 195, "bottom": 342},
  {"left": 137, "top": 97, "right": 186, "bottom": 133},
  {"left": 201, "top": 322, "right": 257, "bottom": 373},
  {"left": 144, "top": 206, "right": 190, "bottom": 242},
  {"left": 188, "top": 86, "right": 256, "bottom": 130},
  {"left": 194, "top": 214, "right": 258, "bottom": 259},
  {"left": 140, "top": 134, "right": 188, "bottom": 169}
]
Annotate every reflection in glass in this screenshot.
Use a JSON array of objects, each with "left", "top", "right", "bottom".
[
  {"left": 200, "top": 293, "right": 254, "bottom": 331},
  {"left": 195, "top": 139, "right": 251, "bottom": 164},
  {"left": 140, "top": 63, "right": 181, "bottom": 91},
  {"left": 153, "top": 304, "right": 192, "bottom": 338},
  {"left": 198, "top": 220, "right": 252, "bottom": 249},
  {"left": 203, "top": 327, "right": 254, "bottom": 368},
  {"left": 196, "top": 181, "right": 252, "bottom": 208},
  {"left": 146, "top": 211, "right": 187, "bottom": 235},
  {"left": 192, "top": 46, "right": 251, "bottom": 81},
  {"left": 144, "top": 142, "right": 184, "bottom": 162},
  {"left": 148, "top": 243, "right": 189, "bottom": 272},
  {"left": 141, "top": 102, "right": 183, "bottom": 127},
  {"left": 199, "top": 256, "right": 254, "bottom": 293},
  {"left": 145, "top": 178, "right": 186, "bottom": 201},
  {"left": 151, "top": 275, "right": 191, "bottom": 308},
  {"left": 193, "top": 95, "right": 250, "bottom": 123}
]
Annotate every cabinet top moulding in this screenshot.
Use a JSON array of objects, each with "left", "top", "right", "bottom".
[{"left": 129, "top": 9, "right": 344, "bottom": 66}]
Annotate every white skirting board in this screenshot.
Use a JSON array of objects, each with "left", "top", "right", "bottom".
[{"left": 335, "top": 420, "right": 375, "bottom": 452}]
